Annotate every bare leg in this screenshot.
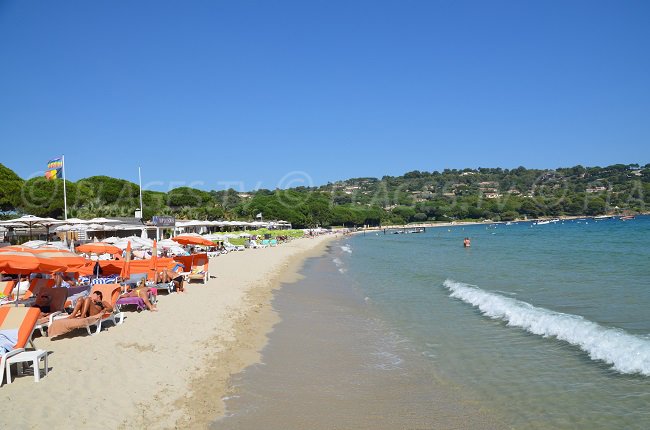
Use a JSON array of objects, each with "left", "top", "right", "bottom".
[
  {"left": 141, "top": 292, "right": 157, "bottom": 311},
  {"left": 68, "top": 298, "right": 87, "bottom": 318},
  {"left": 80, "top": 297, "right": 93, "bottom": 318}
]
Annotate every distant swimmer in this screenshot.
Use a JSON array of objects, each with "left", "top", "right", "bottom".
[{"left": 463, "top": 237, "right": 471, "bottom": 248}]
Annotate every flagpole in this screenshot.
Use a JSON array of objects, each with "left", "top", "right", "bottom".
[
  {"left": 62, "top": 154, "right": 68, "bottom": 220},
  {"left": 138, "top": 166, "right": 143, "bottom": 219}
]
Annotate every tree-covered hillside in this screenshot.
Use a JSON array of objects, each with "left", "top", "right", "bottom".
[{"left": 1, "top": 163, "right": 648, "bottom": 227}]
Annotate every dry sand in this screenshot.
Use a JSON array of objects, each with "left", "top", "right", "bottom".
[{"left": 1, "top": 234, "right": 337, "bottom": 429}]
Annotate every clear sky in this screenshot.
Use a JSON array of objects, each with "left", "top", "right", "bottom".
[{"left": 1, "top": 0, "right": 649, "bottom": 192}]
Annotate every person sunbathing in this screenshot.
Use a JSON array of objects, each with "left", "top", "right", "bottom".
[
  {"left": 68, "top": 291, "right": 112, "bottom": 319},
  {"left": 122, "top": 279, "right": 158, "bottom": 311},
  {"left": 155, "top": 268, "right": 185, "bottom": 293}
]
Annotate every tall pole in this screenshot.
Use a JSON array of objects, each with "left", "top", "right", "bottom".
[
  {"left": 138, "top": 166, "right": 143, "bottom": 219},
  {"left": 62, "top": 154, "right": 68, "bottom": 220}
]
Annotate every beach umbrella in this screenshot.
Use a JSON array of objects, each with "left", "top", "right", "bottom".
[
  {"left": 57, "top": 217, "right": 93, "bottom": 225},
  {"left": 0, "top": 214, "right": 63, "bottom": 240},
  {"left": 20, "top": 240, "right": 49, "bottom": 249},
  {"left": 0, "top": 246, "right": 67, "bottom": 274},
  {"left": 29, "top": 247, "right": 88, "bottom": 271},
  {"left": 87, "top": 217, "right": 122, "bottom": 224},
  {"left": 113, "top": 236, "right": 151, "bottom": 250},
  {"left": 76, "top": 242, "right": 122, "bottom": 256},
  {"left": 150, "top": 239, "right": 158, "bottom": 280},
  {"left": 172, "top": 234, "right": 215, "bottom": 247},
  {"left": 120, "top": 241, "right": 132, "bottom": 280}
]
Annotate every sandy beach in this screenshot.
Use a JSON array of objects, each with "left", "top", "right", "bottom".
[{"left": 1, "top": 234, "right": 337, "bottom": 429}]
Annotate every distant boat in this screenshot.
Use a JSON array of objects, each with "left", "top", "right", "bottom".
[
  {"left": 594, "top": 215, "right": 614, "bottom": 220},
  {"left": 534, "top": 219, "right": 558, "bottom": 225},
  {"left": 620, "top": 216, "right": 635, "bottom": 221}
]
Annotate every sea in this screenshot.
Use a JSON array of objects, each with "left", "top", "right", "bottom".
[{"left": 213, "top": 216, "right": 650, "bottom": 429}]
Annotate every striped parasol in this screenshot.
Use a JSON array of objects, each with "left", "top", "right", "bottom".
[{"left": 0, "top": 246, "right": 66, "bottom": 274}]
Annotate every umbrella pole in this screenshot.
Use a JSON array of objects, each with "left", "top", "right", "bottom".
[{"left": 15, "top": 274, "right": 24, "bottom": 306}]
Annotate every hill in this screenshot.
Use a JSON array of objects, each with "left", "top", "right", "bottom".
[{"left": 1, "top": 163, "right": 648, "bottom": 227}]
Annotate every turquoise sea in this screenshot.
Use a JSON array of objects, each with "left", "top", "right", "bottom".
[{"left": 216, "top": 216, "right": 650, "bottom": 429}]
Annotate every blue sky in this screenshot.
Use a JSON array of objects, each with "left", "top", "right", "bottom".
[{"left": 1, "top": 0, "right": 648, "bottom": 192}]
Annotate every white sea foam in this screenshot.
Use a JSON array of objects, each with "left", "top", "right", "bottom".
[
  {"left": 332, "top": 257, "right": 347, "bottom": 273},
  {"left": 443, "top": 279, "right": 650, "bottom": 376},
  {"left": 340, "top": 244, "right": 352, "bottom": 254}
]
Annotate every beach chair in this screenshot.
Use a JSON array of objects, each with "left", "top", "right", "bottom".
[
  {"left": 187, "top": 263, "right": 209, "bottom": 284},
  {"left": 12, "top": 278, "right": 54, "bottom": 302},
  {"left": 33, "top": 287, "right": 69, "bottom": 337},
  {"left": 123, "top": 273, "right": 147, "bottom": 288},
  {"left": 249, "top": 240, "right": 267, "bottom": 249},
  {"left": 47, "top": 284, "right": 125, "bottom": 338},
  {"left": 269, "top": 239, "right": 278, "bottom": 247},
  {"left": 1, "top": 280, "right": 16, "bottom": 297},
  {"left": 149, "top": 281, "right": 174, "bottom": 296},
  {"left": 85, "top": 284, "right": 125, "bottom": 335},
  {"left": 261, "top": 239, "right": 271, "bottom": 247},
  {"left": 63, "top": 285, "right": 91, "bottom": 311},
  {"left": 0, "top": 306, "right": 41, "bottom": 385}
]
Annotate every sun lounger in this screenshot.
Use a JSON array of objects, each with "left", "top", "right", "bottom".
[
  {"left": 149, "top": 282, "right": 174, "bottom": 295},
  {"left": 187, "top": 264, "right": 208, "bottom": 284},
  {"left": 20, "top": 278, "right": 55, "bottom": 301},
  {"left": 0, "top": 306, "right": 40, "bottom": 385},
  {"left": 124, "top": 273, "right": 147, "bottom": 288},
  {"left": 1, "top": 280, "right": 16, "bottom": 297},
  {"left": 63, "top": 285, "right": 91, "bottom": 310},
  {"left": 33, "top": 287, "right": 69, "bottom": 337},
  {"left": 249, "top": 240, "right": 268, "bottom": 249},
  {"left": 48, "top": 284, "right": 124, "bottom": 338}
]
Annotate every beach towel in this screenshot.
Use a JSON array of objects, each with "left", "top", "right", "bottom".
[
  {"left": 48, "top": 314, "right": 102, "bottom": 339},
  {"left": 0, "top": 328, "right": 18, "bottom": 353}
]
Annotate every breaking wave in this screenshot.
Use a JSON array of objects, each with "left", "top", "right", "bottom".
[{"left": 443, "top": 279, "right": 650, "bottom": 376}]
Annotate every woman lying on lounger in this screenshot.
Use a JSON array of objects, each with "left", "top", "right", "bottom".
[
  {"left": 121, "top": 279, "right": 158, "bottom": 311},
  {"left": 68, "top": 291, "right": 112, "bottom": 319}
]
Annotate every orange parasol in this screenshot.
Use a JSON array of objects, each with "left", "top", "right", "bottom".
[
  {"left": 150, "top": 239, "right": 158, "bottom": 280},
  {"left": 76, "top": 242, "right": 122, "bottom": 256},
  {"left": 172, "top": 235, "right": 215, "bottom": 247},
  {"left": 29, "top": 247, "right": 88, "bottom": 271},
  {"left": 120, "top": 241, "right": 132, "bottom": 280},
  {"left": 0, "top": 246, "right": 66, "bottom": 274}
]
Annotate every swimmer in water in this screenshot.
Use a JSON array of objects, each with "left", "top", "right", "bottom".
[{"left": 463, "top": 237, "right": 471, "bottom": 248}]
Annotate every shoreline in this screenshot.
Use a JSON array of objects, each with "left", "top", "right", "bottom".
[
  {"left": 1, "top": 234, "right": 338, "bottom": 429},
  {"left": 179, "top": 234, "right": 337, "bottom": 428},
  {"left": 356, "top": 213, "right": 647, "bottom": 233}
]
